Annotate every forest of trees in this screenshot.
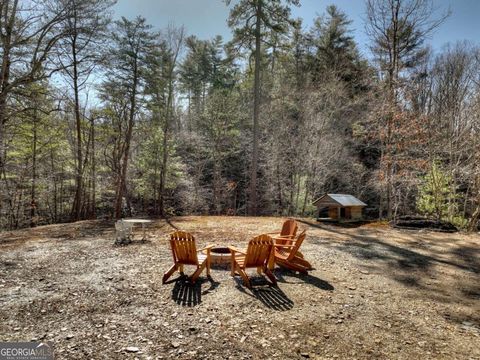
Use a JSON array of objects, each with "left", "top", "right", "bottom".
[{"left": 0, "top": 0, "right": 479, "bottom": 231}]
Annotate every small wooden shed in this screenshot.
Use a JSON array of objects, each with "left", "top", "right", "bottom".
[{"left": 313, "top": 194, "right": 367, "bottom": 222}]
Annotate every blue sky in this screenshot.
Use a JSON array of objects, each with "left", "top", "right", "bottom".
[{"left": 114, "top": 0, "right": 480, "bottom": 57}]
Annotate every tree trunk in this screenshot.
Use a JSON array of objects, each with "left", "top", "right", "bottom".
[
  {"left": 71, "top": 25, "right": 83, "bottom": 221},
  {"left": 468, "top": 175, "right": 480, "bottom": 232},
  {"left": 59, "top": 169, "right": 64, "bottom": 218},
  {"left": 50, "top": 150, "right": 58, "bottom": 222},
  {"left": 384, "top": 1, "right": 400, "bottom": 221},
  {"left": 302, "top": 183, "right": 309, "bottom": 216},
  {"left": 90, "top": 116, "right": 96, "bottom": 219},
  {"left": 124, "top": 181, "right": 132, "bottom": 217},
  {"left": 158, "top": 81, "right": 173, "bottom": 217},
  {"left": 30, "top": 107, "right": 38, "bottom": 227},
  {"left": 289, "top": 172, "right": 294, "bottom": 216},
  {"left": 213, "top": 152, "right": 221, "bottom": 214},
  {"left": 249, "top": 0, "right": 262, "bottom": 216},
  {"left": 114, "top": 62, "right": 138, "bottom": 219},
  {"left": 0, "top": 0, "right": 15, "bottom": 180},
  {"left": 468, "top": 204, "right": 480, "bottom": 232},
  {"left": 159, "top": 30, "right": 183, "bottom": 217},
  {"left": 276, "top": 161, "right": 283, "bottom": 214},
  {"left": 0, "top": 97, "right": 9, "bottom": 207},
  {"left": 295, "top": 173, "right": 301, "bottom": 214},
  {"left": 0, "top": 98, "right": 6, "bottom": 168}
]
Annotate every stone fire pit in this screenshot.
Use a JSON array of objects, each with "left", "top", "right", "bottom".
[{"left": 204, "top": 246, "right": 231, "bottom": 266}]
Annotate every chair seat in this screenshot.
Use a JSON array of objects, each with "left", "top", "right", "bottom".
[{"left": 275, "top": 248, "right": 291, "bottom": 259}]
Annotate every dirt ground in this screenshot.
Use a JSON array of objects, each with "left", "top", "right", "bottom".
[{"left": 0, "top": 216, "right": 479, "bottom": 359}]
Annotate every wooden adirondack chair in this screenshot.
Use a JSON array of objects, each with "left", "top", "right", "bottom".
[
  {"left": 267, "top": 219, "right": 298, "bottom": 245},
  {"left": 273, "top": 230, "right": 313, "bottom": 274},
  {"left": 162, "top": 231, "right": 213, "bottom": 284},
  {"left": 228, "top": 234, "right": 277, "bottom": 289}
]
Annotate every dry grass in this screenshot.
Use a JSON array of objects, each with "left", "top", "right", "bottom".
[{"left": 0, "top": 216, "right": 479, "bottom": 359}]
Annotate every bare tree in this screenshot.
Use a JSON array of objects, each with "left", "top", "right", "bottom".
[
  {"left": 365, "top": 0, "right": 449, "bottom": 219},
  {"left": 0, "top": 0, "right": 72, "bottom": 181},
  {"left": 57, "top": 0, "right": 114, "bottom": 221},
  {"left": 428, "top": 42, "right": 480, "bottom": 227}
]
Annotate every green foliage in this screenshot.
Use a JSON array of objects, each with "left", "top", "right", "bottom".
[
  {"left": 306, "top": 5, "right": 370, "bottom": 94},
  {"left": 450, "top": 215, "right": 468, "bottom": 229},
  {"left": 180, "top": 37, "right": 236, "bottom": 91},
  {"left": 310, "top": 5, "right": 355, "bottom": 69},
  {"left": 199, "top": 89, "right": 242, "bottom": 146},
  {"left": 417, "top": 161, "right": 457, "bottom": 221},
  {"left": 226, "top": 0, "right": 299, "bottom": 54},
  {"left": 106, "top": 16, "right": 158, "bottom": 97}
]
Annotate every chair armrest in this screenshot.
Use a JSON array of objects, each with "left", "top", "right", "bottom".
[
  {"left": 265, "top": 232, "right": 280, "bottom": 235},
  {"left": 273, "top": 237, "right": 296, "bottom": 243},
  {"left": 198, "top": 244, "right": 215, "bottom": 252},
  {"left": 274, "top": 244, "right": 296, "bottom": 248},
  {"left": 272, "top": 235, "right": 295, "bottom": 239},
  {"left": 228, "top": 246, "right": 246, "bottom": 255}
]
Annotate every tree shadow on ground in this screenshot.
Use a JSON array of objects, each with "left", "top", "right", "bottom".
[
  {"left": 451, "top": 245, "right": 480, "bottom": 274},
  {"left": 171, "top": 275, "right": 219, "bottom": 306},
  {"left": 233, "top": 277, "right": 294, "bottom": 311},
  {"left": 274, "top": 268, "right": 334, "bottom": 291},
  {"left": 315, "top": 225, "right": 479, "bottom": 275},
  {"left": 305, "top": 224, "right": 480, "bottom": 310},
  {"left": 443, "top": 310, "right": 480, "bottom": 336}
]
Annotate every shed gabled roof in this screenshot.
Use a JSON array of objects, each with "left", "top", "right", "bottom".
[{"left": 312, "top": 193, "right": 367, "bottom": 207}]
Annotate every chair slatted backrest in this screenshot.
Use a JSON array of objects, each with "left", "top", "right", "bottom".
[
  {"left": 170, "top": 231, "right": 198, "bottom": 266},
  {"left": 280, "top": 219, "right": 298, "bottom": 237},
  {"left": 244, "top": 234, "right": 274, "bottom": 268},
  {"left": 287, "top": 230, "right": 306, "bottom": 261}
]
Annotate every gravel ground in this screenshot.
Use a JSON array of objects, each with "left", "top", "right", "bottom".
[{"left": 0, "top": 216, "right": 479, "bottom": 359}]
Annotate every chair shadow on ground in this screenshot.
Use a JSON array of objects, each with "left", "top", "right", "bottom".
[
  {"left": 233, "top": 277, "right": 294, "bottom": 311},
  {"left": 170, "top": 275, "right": 220, "bottom": 306},
  {"left": 274, "top": 268, "right": 335, "bottom": 291}
]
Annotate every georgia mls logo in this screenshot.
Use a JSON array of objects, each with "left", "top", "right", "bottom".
[{"left": 0, "top": 342, "right": 54, "bottom": 360}]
